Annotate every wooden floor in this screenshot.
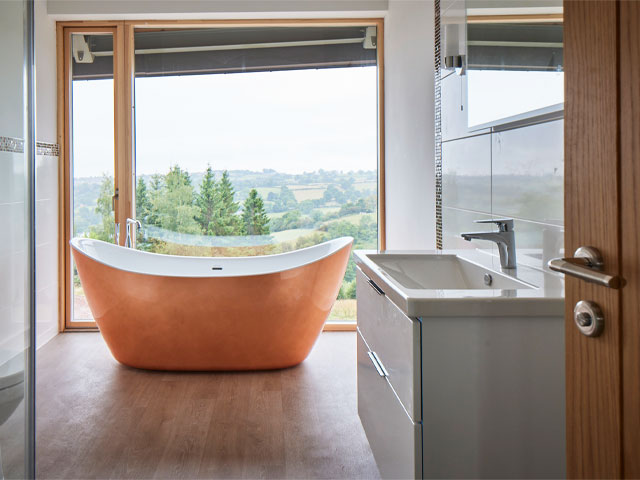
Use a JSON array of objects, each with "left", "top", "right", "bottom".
[{"left": 36, "top": 332, "right": 379, "bottom": 479}]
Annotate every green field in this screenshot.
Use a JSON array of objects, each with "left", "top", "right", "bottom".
[
  {"left": 254, "top": 186, "right": 280, "bottom": 197},
  {"left": 354, "top": 181, "right": 376, "bottom": 192},
  {"left": 324, "top": 212, "right": 376, "bottom": 226},
  {"left": 267, "top": 211, "right": 288, "bottom": 220},
  {"left": 291, "top": 187, "right": 325, "bottom": 202},
  {"left": 271, "top": 228, "right": 316, "bottom": 242},
  {"left": 313, "top": 206, "right": 340, "bottom": 215}
]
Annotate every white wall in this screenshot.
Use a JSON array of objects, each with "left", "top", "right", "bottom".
[
  {"left": 35, "top": 0, "right": 57, "bottom": 144},
  {"left": 0, "top": 0, "right": 24, "bottom": 139},
  {"left": 47, "top": 0, "right": 388, "bottom": 18},
  {"left": 384, "top": 0, "right": 436, "bottom": 249}
]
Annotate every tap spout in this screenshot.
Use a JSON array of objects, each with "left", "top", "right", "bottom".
[{"left": 460, "top": 219, "right": 517, "bottom": 269}]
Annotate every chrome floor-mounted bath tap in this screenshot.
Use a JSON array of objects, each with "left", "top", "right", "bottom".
[
  {"left": 125, "top": 218, "right": 142, "bottom": 248},
  {"left": 461, "top": 218, "right": 517, "bottom": 269}
]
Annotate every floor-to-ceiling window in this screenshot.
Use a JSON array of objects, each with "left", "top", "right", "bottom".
[
  {"left": 69, "top": 31, "right": 116, "bottom": 325},
  {"left": 61, "top": 21, "right": 383, "bottom": 328}
]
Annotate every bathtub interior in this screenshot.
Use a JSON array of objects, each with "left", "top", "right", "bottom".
[{"left": 70, "top": 236, "right": 353, "bottom": 277}]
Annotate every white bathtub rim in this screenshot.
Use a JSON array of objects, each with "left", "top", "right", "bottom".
[{"left": 70, "top": 236, "right": 353, "bottom": 278}]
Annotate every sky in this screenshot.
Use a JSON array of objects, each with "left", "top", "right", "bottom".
[
  {"left": 467, "top": 70, "right": 564, "bottom": 127},
  {"left": 71, "top": 66, "right": 378, "bottom": 178}
]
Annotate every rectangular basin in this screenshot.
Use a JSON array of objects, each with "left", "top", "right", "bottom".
[{"left": 367, "top": 254, "right": 533, "bottom": 290}]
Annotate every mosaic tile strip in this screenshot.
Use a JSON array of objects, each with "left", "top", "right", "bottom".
[
  {"left": 434, "top": 0, "right": 443, "bottom": 250},
  {"left": 36, "top": 141, "right": 60, "bottom": 157},
  {"left": 0, "top": 136, "right": 60, "bottom": 156},
  {"left": 0, "top": 136, "right": 23, "bottom": 153}
]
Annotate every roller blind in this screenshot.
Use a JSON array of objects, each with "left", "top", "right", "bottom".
[{"left": 71, "top": 26, "right": 377, "bottom": 80}]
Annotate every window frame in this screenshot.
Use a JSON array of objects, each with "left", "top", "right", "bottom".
[{"left": 57, "top": 18, "right": 386, "bottom": 332}]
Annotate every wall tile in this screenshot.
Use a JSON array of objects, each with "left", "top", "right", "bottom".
[
  {"left": 0, "top": 151, "right": 25, "bottom": 205},
  {"left": 511, "top": 219, "right": 565, "bottom": 273},
  {"left": 36, "top": 198, "right": 57, "bottom": 247},
  {"left": 492, "top": 120, "right": 564, "bottom": 225},
  {"left": 0, "top": 251, "right": 25, "bottom": 310},
  {"left": 36, "top": 242, "right": 57, "bottom": 292},
  {"left": 36, "top": 154, "right": 58, "bottom": 202},
  {"left": 442, "top": 207, "right": 496, "bottom": 252},
  {"left": 441, "top": 73, "right": 491, "bottom": 142},
  {"left": 0, "top": 203, "right": 25, "bottom": 255},
  {"left": 442, "top": 133, "right": 491, "bottom": 212},
  {"left": 36, "top": 283, "right": 57, "bottom": 344},
  {"left": 35, "top": 153, "right": 59, "bottom": 348}
]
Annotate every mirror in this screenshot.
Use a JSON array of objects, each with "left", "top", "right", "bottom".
[{"left": 465, "top": 2, "right": 563, "bottom": 129}]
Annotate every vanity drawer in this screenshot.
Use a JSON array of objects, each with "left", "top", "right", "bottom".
[
  {"left": 356, "top": 268, "right": 421, "bottom": 421},
  {"left": 357, "top": 331, "right": 422, "bottom": 480}
]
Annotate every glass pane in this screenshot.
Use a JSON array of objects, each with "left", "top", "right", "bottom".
[
  {"left": 0, "top": 0, "right": 30, "bottom": 476},
  {"left": 466, "top": 18, "right": 564, "bottom": 128},
  {"left": 133, "top": 27, "right": 379, "bottom": 324},
  {"left": 70, "top": 33, "right": 115, "bottom": 322}
]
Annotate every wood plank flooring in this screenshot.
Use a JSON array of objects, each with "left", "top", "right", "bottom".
[{"left": 36, "top": 332, "right": 379, "bottom": 479}]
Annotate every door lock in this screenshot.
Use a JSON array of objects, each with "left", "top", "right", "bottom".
[{"left": 573, "top": 300, "right": 604, "bottom": 337}]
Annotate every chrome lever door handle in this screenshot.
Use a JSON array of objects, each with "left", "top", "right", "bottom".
[{"left": 548, "top": 246, "right": 625, "bottom": 289}]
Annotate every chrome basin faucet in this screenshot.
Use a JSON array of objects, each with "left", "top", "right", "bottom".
[
  {"left": 125, "top": 218, "right": 142, "bottom": 248},
  {"left": 461, "top": 219, "right": 517, "bottom": 269}
]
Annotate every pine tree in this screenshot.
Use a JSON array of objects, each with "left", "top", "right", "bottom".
[
  {"left": 135, "top": 177, "right": 151, "bottom": 224},
  {"left": 241, "top": 189, "right": 270, "bottom": 235},
  {"left": 146, "top": 174, "right": 163, "bottom": 226},
  {"left": 196, "top": 165, "right": 217, "bottom": 235},
  {"left": 211, "top": 170, "right": 241, "bottom": 235}
]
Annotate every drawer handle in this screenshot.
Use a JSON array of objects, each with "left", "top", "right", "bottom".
[
  {"left": 367, "top": 278, "right": 385, "bottom": 296},
  {"left": 367, "top": 351, "right": 389, "bottom": 377}
]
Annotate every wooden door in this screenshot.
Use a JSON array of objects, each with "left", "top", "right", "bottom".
[{"left": 564, "top": 1, "right": 640, "bottom": 477}]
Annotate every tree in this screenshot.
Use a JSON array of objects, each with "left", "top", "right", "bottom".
[
  {"left": 273, "top": 185, "right": 297, "bottom": 212},
  {"left": 87, "top": 175, "right": 114, "bottom": 242},
  {"left": 211, "top": 170, "right": 241, "bottom": 235},
  {"left": 241, "top": 189, "right": 270, "bottom": 235},
  {"left": 196, "top": 165, "right": 217, "bottom": 234},
  {"left": 135, "top": 177, "right": 151, "bottom": 223},
  {"left": 146, "top": 174, "right": 164, "bottom": 226},
  {"left": 152, "top": 165, "right": 200, "bottom": 234}
]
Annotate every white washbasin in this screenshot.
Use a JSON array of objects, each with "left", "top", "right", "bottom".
[
  {"left": 367, "top": 254, "right": 533, "bottom": 290},
  {"left": 354, "top": 250, "right": 564, "bottom": 317}
]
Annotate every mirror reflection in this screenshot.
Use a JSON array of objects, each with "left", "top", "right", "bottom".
[{"left": 466, "top": 3, "right": 563, "bottom": 128}]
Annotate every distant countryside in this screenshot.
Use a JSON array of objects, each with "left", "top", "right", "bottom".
[{"left": 73, "top": 167, "right": 378, "bottom": 322}]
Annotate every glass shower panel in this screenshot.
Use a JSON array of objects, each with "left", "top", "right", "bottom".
[
  {"left": 0, "top": 0, "right": 35, "bottom": 477},
  {"left": 70, "top": 33, "right": 115, "bottom": 323}
]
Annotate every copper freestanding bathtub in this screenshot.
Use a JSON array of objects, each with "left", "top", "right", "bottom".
[{"left": 71, "top": 236, "right": 352, "bottom": 371}]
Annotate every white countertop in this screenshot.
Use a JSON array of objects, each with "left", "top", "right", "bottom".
[{"left": 353, "top": 248, "right": 565, "bottom": 318}]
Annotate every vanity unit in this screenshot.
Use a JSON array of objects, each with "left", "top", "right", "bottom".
[{"left": 354, "top": 250, "right": 565, "bottom": 479}]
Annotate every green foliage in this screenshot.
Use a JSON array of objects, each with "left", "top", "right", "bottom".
[
  {"left": 272, "top": 185, "right": 298, "bottom": 212},
  {"left": 338, "top": 197, "right": 375, "bottom": 216},
  {"left": 152, "top": 165, "right": 200, "bottom": 234},
  {"left": 211, "top": 170, "right": 242, "bottom": 235},
  {"left": 338, "top": 279, "right": 357, "bottom": 300},
  {"left": 136, "top": 177, "right": 151, "bottom": 223},
  {"left": 241, "top": 189, "right": 270, "bottom": 235},
  {"left": 87, "top": 175, "right": 114, "bottom": 242},
  {"left": 323, "top": 184, "right": 345, "bottom": 203},
  {"left": 196, "top": 165, "right": 218, "bottom": 235},
  {"left": 270, "top": 210, "right": 315, "bottom": 232}
]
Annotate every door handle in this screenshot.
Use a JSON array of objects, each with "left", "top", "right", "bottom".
[
  {"left": 367, "top": 351, "right": 389, "bottom": 377},
  {"left": 367, "top": 278, "right": 385, "bottom": 296},
  {"left": 548, "top": 246, "right": 625, "bottom": 289}
]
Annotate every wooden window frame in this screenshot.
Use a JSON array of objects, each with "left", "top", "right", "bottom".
[{"left": 57, "top": 18, "right": 386, "bottom": 333}]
